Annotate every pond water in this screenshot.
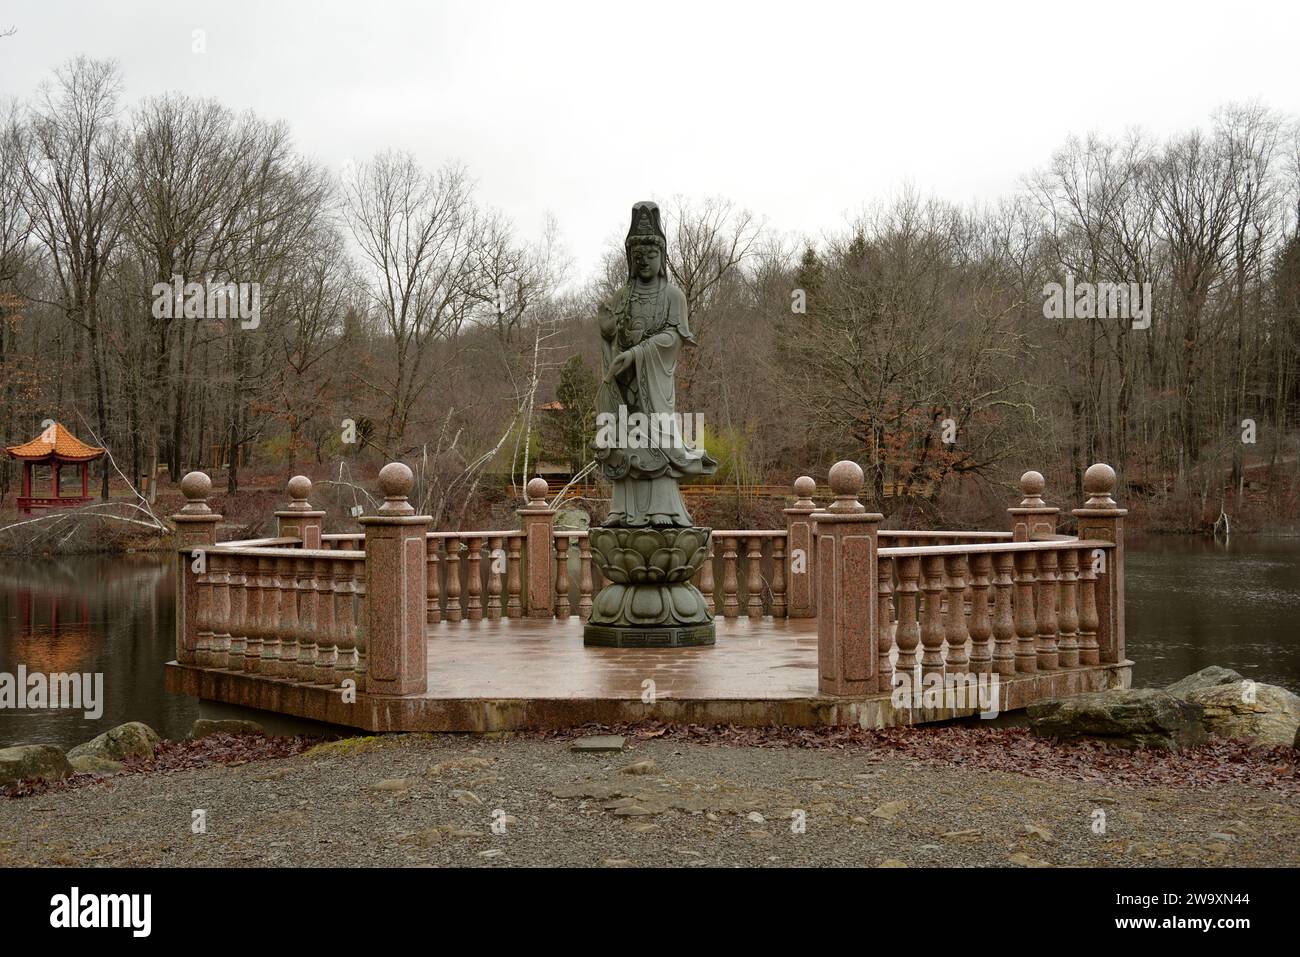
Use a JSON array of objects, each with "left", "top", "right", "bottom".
[{"left": 1, "top": 536, "right": 1297, "bottom": 750}]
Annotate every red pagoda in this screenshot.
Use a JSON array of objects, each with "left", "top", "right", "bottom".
[{"left": 5, "top": 422, "right": 105, "bottom": 514}]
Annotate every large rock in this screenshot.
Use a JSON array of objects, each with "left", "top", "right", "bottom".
[
  {"left": 69, "top": 754, "right": 126, "bottom": 776},
  {"left": 1184, "top": 682, "right": 1300, "bottom": 748},
  {"left": 67, "top": 721, "right": 161, "bottom": 762},
  {"left": 0, "top": 744, "right": 74, "bottom": 787},
  {"left": 189, "top": 718, "right": 263, "bottom": 740},
  {"left": 1166, "top": 666, "right": 1245, "bottom": 697},
  {"left": 1027, "top": 689, "right": 1207, "bottom": 750}
]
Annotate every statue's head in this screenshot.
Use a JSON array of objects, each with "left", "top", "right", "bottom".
[{"left": 624, "top": 201, "right": 667, "bottom": 282}]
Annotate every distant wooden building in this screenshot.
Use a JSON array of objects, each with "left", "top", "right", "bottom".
[{"left": 5, "top": 422, "right": 105, "bottom": 515}]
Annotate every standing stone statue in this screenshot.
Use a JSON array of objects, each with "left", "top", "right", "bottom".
[{"left": 584, "top": 201, "right": 719, "bottom": 647}]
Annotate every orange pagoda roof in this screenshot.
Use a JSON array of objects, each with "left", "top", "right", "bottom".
[{"left": 5, "top": 422, "right": 105, "bottom": 462}]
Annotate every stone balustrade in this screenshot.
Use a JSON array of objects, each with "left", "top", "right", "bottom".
[
  {"left": 171, "top": 458, "right": 1128, "bottom": 719},
  {"left": 425, "top": 530, "right": 525, "bottom": 623},
  {"left": 815, "top": 462, "right": 1127, "bottom": 697}
]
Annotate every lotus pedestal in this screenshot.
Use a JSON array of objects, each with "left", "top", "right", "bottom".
[{"left": 582, "top": 526, "right": 715, "bottom": 648}]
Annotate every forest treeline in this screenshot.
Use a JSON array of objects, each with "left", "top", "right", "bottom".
[{"left": 1, "top": 56, "right": 1298, "bottom": 530}]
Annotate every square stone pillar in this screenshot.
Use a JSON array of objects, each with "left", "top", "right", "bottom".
[
  {"left": 814, "top": 461, "right": 883, "bottom": 696},
  {"left": 275, "top": 474, "right": 326, "bottom": 548},
  {"left": 517, "top": 478, "right": 557, "bottom": 618},
  {"left": 361, "top": 463, "right": 431, "bottom": 696},
  {"left": 1072, "top": 463, "right": 1127, "bottom": 665},
  {"left": 172, "top": 472, "right": 222, "bottom": 665},
  {"left": 1008, "top": 470, "right": 1060, "bottom": 541},
  {"left": 784, "top": 475, "right": 819, "bottom": 618}
]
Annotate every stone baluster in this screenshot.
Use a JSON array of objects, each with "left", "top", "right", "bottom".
[
  {"left": 577, "top": 535, "right": 594, "bottom": 621},
  {"left": 260, "top": 555, "right": 283, "bottom": 676},
  {"left": 334, "top": 557, "right": 358, "bottom": 683},
  {"left": 506, "top": 533, "right": 523, "bottom": 618},
  {"left": 771, "top": 534, "right": 787, "bottom": 618},
  {"left": 193, "top": 554, "right": 213, "bottom": 668},
  {"left": 813, "top": 461, "right": 882, "bottom": 695},
  {"left": 517, "top": 478, "right": 556, "bottom": 618},
  {"left": 465, "top": 535, "right": 484, "bottom": 621},
  {"left": 745, "top": 536, "right": 764, "bottom": 618},
  {"left": 486, "top": 534, "right": 504, "bottom": 620},
  {"left": 275, "top": 475, "right": 325, "bottom": 548},
  {"left": 276, "top": 555, "right": 300, "bottom": 680},
  {"left": 354, "top": 571, "right": 368, "bottom": 681},
  {"left": 360, "top": 463, "right": 432, "bottom": 695},
  {"left": 697, "top": 537, "right": 715, "bottom": 616},
  {"left": 312, "top": 555, "right": 337, "bottom": 683},
  {"left": 1072, "top": 464, "right": 1126, "bottom": 665},
  {"left": 1013, "top": 551, "right": 1037, "bottom": 673},
  {"left": 1078, "top": 549, "right": 1101, "bottom": 666},
  {"left": 877, "top": 556, "right": 894, "bottom": 690},
  {"left": 426, "top": 537, "right": 443, "bottom": 625},
  {"left": 943, "top": 554, "right": 970, "bottom": 674},
  {"left": 784, "top": 475, "right": 818, "bottom": 618},
  {"left": 171, "top": 471, "right": 221, "bottom": 666},
  {"left": 1057, "top": 548, "right": 1081, "bottom": 668},
  {"left": 226, "top": 558, "right": 248, "bottom": 670},
  {"left": 920, "top": 554, "right": 946, "bottom": 678},
  {"left": 991, "top": 552, "right": 1016, "bottom": 677},
  {"left": 554, "top": 536, "right": 572, "bottom": 618},
  {"left": 444, "top": 538, "right": 463, "bottom": 623},
  {"left": 209, "top": 552, "right": 232, "bottom": 669},
  {"left": 721, "top": 535, "right": 740, "bottom": 618},
  {"left": 1034, "top": 548, "right": 1060, "bottom": 671},
  {"left": 968, "top": 553, "right": 993, "bottom": 674},
  {"left": 241, "top": 556, "right": 264, "bottom": 673},
  {"left": 894, "top": 556, "right": 921, "bottom": 675},
  {"left": 1009, "top": 470, "right": 1059, "bottom": 541},
  {"left": 294, "top": 555, "right": 317, "bottom": 682}
]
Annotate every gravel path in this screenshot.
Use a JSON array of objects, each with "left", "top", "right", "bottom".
[{"left": 1, "top": 733, "right": 1296, "bottom": 867}]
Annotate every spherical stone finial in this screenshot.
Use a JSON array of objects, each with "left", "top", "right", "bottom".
[
  {"left": 286, "top": 474, "right": 312, "bottom": 510},
  {"left": 1019, "top": 470, "right": 1046, "bottom": 507},
  {"left": 179, "top": 471, "right": 213, "bottom": 514},
  {"left": 377, "top": 462, "right": 414, "bottom": 515},
  {"left": 826, "top": 460, "right": 865, "bottom": 513},
  {"left": 526, "top": 477, "right": 550, "bottom": 507},
  {"left": 181, "top": 470, "right": 211, "bottom": 501},
  {"left": 1083, "top": 462, "right": 1118, "bottom": 508},
  {"left": 793, "top": 475, "right": 816, "bottom": 498}
]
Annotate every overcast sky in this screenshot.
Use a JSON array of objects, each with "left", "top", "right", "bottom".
[{"left": 2, "top": 0, "right": 1298, "bottom": 280}]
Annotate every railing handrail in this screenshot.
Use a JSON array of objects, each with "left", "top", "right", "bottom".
[
  {"left": 426, "top": 529, "right": 522, "bottom": 539},
  {"left": 710, "top": 529, "right": 789, "bottom": 537},
  {"left": 879, "top": 530, "right": 1013, "bottom": 540},
  {"left": 879, "top": 538, "right": 1114, "bottom": 558},
  {"left": 201, "top": 545, "right": 365, "bottom": 560},
  {"left": 213, "top": 536, "right": 302, "bottom": 549}
]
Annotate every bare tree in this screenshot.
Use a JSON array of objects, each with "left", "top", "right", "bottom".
[
  {"left": 342, "top": 152, "right": 481, "bottom": 454},
  {"left": 19, "top": 57, "right": 126, "bottom": 499}
]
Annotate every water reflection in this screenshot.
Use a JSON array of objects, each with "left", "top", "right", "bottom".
[
  {"left": 1126, "top": 535, "right": 1300, "bottom": 692},
  {"left": 0, "top": 537, "right": 1297, "bottom": 749},
  {"left": 0, "top": 555, "right": 324, "bottom": 749}
]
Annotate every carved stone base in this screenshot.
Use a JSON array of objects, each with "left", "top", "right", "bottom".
[
  {"left": 583, "top": 622, "right": 716, "bottom": 648},
  {"left": 583, "top": 525, "right": 715, "bottom": 648}
]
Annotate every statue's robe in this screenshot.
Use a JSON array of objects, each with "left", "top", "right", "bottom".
[{"left": 594, "top": 279, "right": 717, "bottom": 526}]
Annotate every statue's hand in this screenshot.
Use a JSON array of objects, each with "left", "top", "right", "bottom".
[
  {"left": 598, "top": 304, "right": 617, "bottom": 339},
  {"left": 606, "top": 350, "right": 634, "bottom": 382}
]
